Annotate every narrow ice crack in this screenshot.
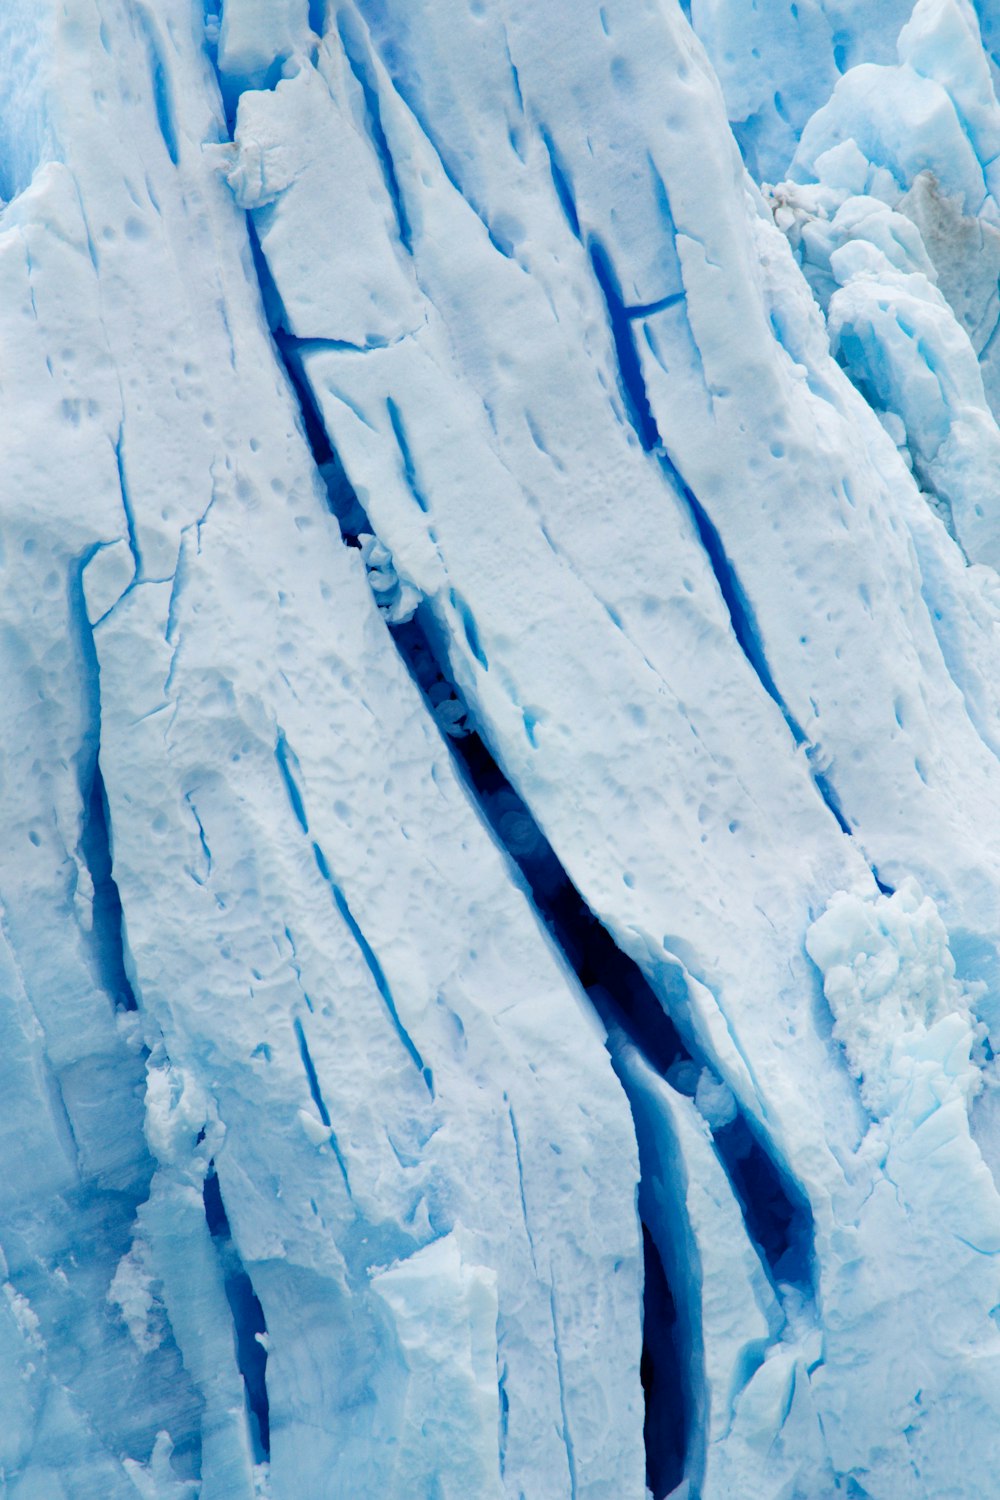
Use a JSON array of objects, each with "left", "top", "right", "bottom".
[
  {"left": 385, "top": 397, "right": 431, "bottom": 513},
  {"left": 274, "top": 728, "right": 309, "bottom": 834},
  {"left": 294, "top": 1016, "right": 353, "bottom": 1192},
  {"left": 279, "top": 924, "right": 314, "bottom": 1013},
  {"left": 292, "top": 1016, "right": 330, "bottom": 1127},
  {"left": 278, "top": 327, "right": 423, "bottom": 355},
  {"left": 507, "top": 1102, "right": 538, "bottom": 1274},
  {"left": 624, "top": 290, "right": 686, "bottom": 318},
  {"left": 588, "top": 234, "right": 662, "bottom": 451},
  {"left": 315, "top": 845, "right": 433, "bottom": 1095},
  {"left": 271, "top": 705, "right": 432, "bottom": 1094},
  {"left": 538, "top": 124, "right": 582, "bottom": 241},
  {"left": 134, "top": 2, "right": 180, "bottom": 168},
  {"left": 184, "top": 792, "right": 212, "bottom": 884},
  {"left": 113, "top": 426, "right": 143, "bottom": 577},
  {"left": 42, "top": 1052, "right": 83, "bottom": 1171},
  {"left": 640, "top": 1222, "right": 687, "bottom": 1496},
  {"left": 71, "top": 555, "right": 141, "bottom": 1013}
]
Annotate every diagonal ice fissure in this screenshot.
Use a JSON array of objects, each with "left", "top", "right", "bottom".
[
  {"left": 392, "top": 611, "right": 816, "bottom": 1297},
  {"left": 212, "top": 19, "right": 887, "bottom": 1490},
  {"left": 229, "top": 133, "right": 821, "bottom": 1482},
  {"left": 334, "top": 6, "right": 414, "bottom": 257},
  {"left": 547, "top": 1280, "right": 579, "bottom": 1500},
  {"left": 589, "top": 219, "right": 899, "bottom": 889},
  {"left": 550, "top": 136, "right": 887, "bottom": 893},
  {"left": 225, "top": 196, "right": 715, "bottom": 1479}
]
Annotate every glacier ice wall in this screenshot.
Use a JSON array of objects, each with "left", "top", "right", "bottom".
[{"left": 6, "top": 0, "right": 1000, "bottom": 1496}]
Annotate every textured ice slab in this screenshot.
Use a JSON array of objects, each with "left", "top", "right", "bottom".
[
  {"left": 0, "top": 2, "right": 643, "bottom": 1497},
  {"left": 8, "top": 0, "right": 1000, "bottom": 1497},
  {"left": 225, "top": 1, "right": 1000, "bottom": 1494}
]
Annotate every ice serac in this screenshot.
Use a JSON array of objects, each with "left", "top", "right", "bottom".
[
  {"left": 7, "top": 0, "right": 1000, "bottom": 1497},
  {"left": 775, "top": 0, "right": 1000, "bottom": 487},
  {"left": 688, "top": 0, "right": 918, "bottom": 181}
]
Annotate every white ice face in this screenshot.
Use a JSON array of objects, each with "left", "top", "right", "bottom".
[{"left": 4, "top": 1, "right": 1000, "bottom": 1497}]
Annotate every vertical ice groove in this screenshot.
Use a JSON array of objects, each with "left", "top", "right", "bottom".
[
  {"left": 548, "top": 1281, "right": 579, "bottom": 1500},
  {"left": 587, "top": 235, "right": 662, "bottom": 451},
  {"left": 386, "top": 395, "right": 431, "bottom": 512},
  {"left": 293, "top": 1016, "right": 331, "bottom": 1127},
  {"left": 334, "top": 6, "right": 413, "bottom": 253},
  {"left": 202, "top": 1167, "right": 271, "bottom": 1460},
  {"left": 328, "top": 875, "right": 432, "bottom": 1091},
  {"left": 293, "top": 1016, "right": 353, "bottom": 1190},
  {"left": 113, "top": 426, "right": 142, "bottom": 576},
  {"left": 133, "top": 3, "right": 180, "bottom": 167},
  {"left": 79, "top": 761, "right": 140, "bottom": 1012},
  {"left": 274, "top": 727, "right": 309, "bottom": 834},
  {"left": 506, "top": 1103, "right": 537, "bottom": 1274},
  {"left": 538, "top": 122, "right": 582, "bottom": 241},
  {"left": 184, "top": 792, "right": 212, "bottom": 879}
]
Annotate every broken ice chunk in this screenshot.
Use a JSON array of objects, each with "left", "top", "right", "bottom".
[
  {"left": 694, "top": 1068, "right": 738, "bottom": 1129},
  {"left": 358, "top": 532, "right": 421, "bottom": 625},
  {"left": 82, "top": 538, "right": 136, "bottom": 625}
]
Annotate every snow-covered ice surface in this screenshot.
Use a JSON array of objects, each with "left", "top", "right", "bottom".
[{"left": 6, "top": 0, "right": 1000, "bottom": 1495}]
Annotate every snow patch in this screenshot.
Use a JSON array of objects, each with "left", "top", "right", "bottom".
[{"left": 108, "top": 1237, "right": 167, "bottom": 1355}]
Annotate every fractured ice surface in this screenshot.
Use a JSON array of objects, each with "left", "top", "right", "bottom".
[{"left": 6, "top": 0, "right": 1000, "bottom": 1496}]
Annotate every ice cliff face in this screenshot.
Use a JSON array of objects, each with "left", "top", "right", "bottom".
[{"left": 5, "top": 0, "right": 1000, "bottom": 1496}]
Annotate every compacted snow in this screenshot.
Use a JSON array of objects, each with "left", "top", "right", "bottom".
[{"left": 4, "top": 1, "right": 1000, "bottom": 1496}]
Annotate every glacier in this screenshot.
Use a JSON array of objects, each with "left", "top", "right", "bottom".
[{"left": 5, "top": 0, "right": 1000, "bottom": 1495}]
